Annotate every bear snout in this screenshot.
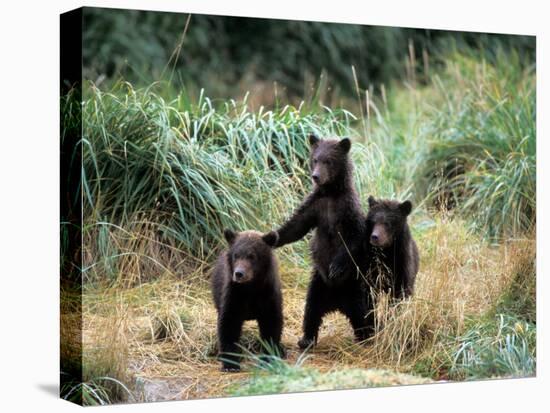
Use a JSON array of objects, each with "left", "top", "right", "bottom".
[
  {"left": 311, "top": 166, "right": 329, "bottom": 186},
  {"left": 311, "top": 165, "right": 322, "bottom": 184},
  {"left": 312, "top": 173, "right": 320, "bottom": 184},
  {"left": 232, "top": 268, "right": 248, "bottom": 282},
  {"left": 370, "top": 224, "right": 391, "bottom": 247},
  {"left": 370, "top": 232, "right": 382, "bottom": 246},
  {"left": 232, "top": 260, "right": 253, "bottom": 283}
]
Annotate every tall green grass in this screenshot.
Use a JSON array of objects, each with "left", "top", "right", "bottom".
[
  {"left": 419, "top": 52, "right": 535, "bottom": 238},
  {"left": 76, "top": 45, "right": 536, "bottom": 285},
  {"left": 449, "top": 314, "right": 536, "bottom": 380},
  {"left": 80, "top": 81, "right": 390, "bottom": 284},
  {"left": 365, "top": 49, "right": 535, "bottom": 239}
]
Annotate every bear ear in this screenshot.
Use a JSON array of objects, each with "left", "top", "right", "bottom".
[
  {"left": 399, "top": 200, "right": 413, "bottom": 216},
  {"left": 262, "top": 231, "right": 279, "bottom": 247},
  {"left": 368, "top": 195, "right": 377, "bottom": 208},
  {"left": 223, "top": 229, "right": 237, "bottom": 244},
  {"left": 338, "top": 138, "right": 351, "bottom": 153},
  {"left": 309, "top": 134, "right": 320, "bottom": 147}
]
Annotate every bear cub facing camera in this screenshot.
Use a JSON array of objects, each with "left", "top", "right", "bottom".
[
  {"left": 212, "top": 229, "right": 283, "bottom": 371},
  {"left": 365, "top": 196, "right": 419, "bottom": 299}
]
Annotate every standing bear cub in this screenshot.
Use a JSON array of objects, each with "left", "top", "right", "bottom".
[
  {"left": 365, "top": 196, "right": 419, "bottom": 298},
  {"left": 212, "top": 229, "right": 283, "bottom": 372},
  {"left": 275, "top": 135, "right": 372, "bottom": 349}
]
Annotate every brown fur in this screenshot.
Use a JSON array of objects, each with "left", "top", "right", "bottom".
[
  {"left": 211, "top": 230, "right": 283, "bottom": 371},
  {"left": 366, "top": 197, "right": 419, "bottom": 298},
  {"left": 275, "top": 135, "right": 372, "bottom": 348}
]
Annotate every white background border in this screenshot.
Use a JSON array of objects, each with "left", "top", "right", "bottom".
[{"left": 0, "top": 1, "right": 546, "bottom": 412}]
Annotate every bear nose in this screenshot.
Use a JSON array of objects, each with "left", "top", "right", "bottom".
[
  {"left": 312, "top": 174, "right": 320, "bottom": 183},
  {"left": 234, "top": 270, "right": 244, "bottom": 279},
  {"left": 370, "top": 234, "right": 379, "bottom": 242}
]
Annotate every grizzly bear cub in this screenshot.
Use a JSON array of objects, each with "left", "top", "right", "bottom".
[
  {"left": 211, "top": 229, "right": 283, "bottom": 371},
  {"left": 365, "top": 196, "right": 419, "bottom": 298},
  {"left": 275, "top": 135, "right": 372, "bottom": 349}
]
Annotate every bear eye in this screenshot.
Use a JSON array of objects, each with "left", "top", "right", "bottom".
[
  {"left": 325, "top": 160, "right": 332, "bottom": 166},
  {"left": 313, "top": 158, "right": 318, "bottom": 164},
  {"left": 247, "top": 253, "right": 255, "bottom": 261}
]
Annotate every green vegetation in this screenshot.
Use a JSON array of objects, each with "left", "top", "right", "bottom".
[
  {"left": 78, "top": 82, "right": 392, "bottom": 287},
  {"left": 232, "top": 364, "right": 430, "bottom": 396},
  {"left": 364, "top": 49, "right": 536, "bottom": 239},
  {"left": 419, "top": 52, "right": 535, "bottom": 238},
  {"left": 60, "top": 15, "right": 536, "bottom": 404},
  {"left": 227, "top": 348, "right": 429, "bottom": 396},
  {"left": 448, "top": 314, "right": 535, "bottom": 380},
  {"left": 82, "top": 8, "right": 535, "bottom": 101},
  {"left": 81, "top": 82, "right": 361, "bottom": 258},
  {"left": 61, "top": 375, "right": 133, "bottom": 406}
]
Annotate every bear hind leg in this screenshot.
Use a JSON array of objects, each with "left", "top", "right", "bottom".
[
  {"left": 341, "top": 295, "right": 374, "bottom": 343},
  {"left": 299, "top": 271, "right": 331, "bottom": 349}
]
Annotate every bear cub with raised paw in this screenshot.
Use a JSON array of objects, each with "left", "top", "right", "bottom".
[
  {"left": 365, "top": 196, "right": 419, "bottom": 299},
  {"left": 275, "top": 135, "right": 372, "bottom": 349},
  {"left": 212, "top": 229, "right": 284, "bottom": 372}
]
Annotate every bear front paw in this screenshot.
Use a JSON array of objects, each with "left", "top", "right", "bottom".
[
  {"left": 221, "top": 363, "right": 241, "bottom": 372},
  {"left": 273, "top": 343, "right": 287, "bottom": 359}
]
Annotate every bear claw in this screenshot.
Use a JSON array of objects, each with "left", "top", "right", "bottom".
[{"left": 221, "top": 365, "right": 241, "bottom": 373}]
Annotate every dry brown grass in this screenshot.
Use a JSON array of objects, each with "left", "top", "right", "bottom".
[{"left": 78, "top": 213, "right": 534, "bottom": 402}]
